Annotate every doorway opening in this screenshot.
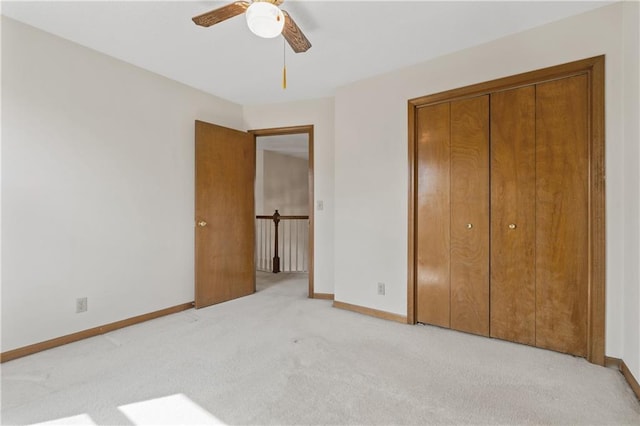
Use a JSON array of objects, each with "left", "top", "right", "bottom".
[{"left": 250, "top": 126, "right": 314, "bottom": 298}]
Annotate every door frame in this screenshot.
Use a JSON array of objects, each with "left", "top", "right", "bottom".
[
  {"left": 407, "top": 56, "right": 605, "bottom": 365},
  {"left": 250, "top": 125, "right": 315, "bottom": 298}
]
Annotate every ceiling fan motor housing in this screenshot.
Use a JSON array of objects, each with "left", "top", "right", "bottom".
[{"left": 246, "top": 1, "right": 285, "bottom": 38}]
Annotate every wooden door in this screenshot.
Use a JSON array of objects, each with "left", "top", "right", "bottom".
[
  {"left": 535, "top": 75, "right": 589, "bottom": 356},
  {"left": 450, "top": 96, "right": 490, "bottom": 336},
  {"left": 490, "top": 87, "right": 536, "bottom": 345},
  {"left": 416, "top": 103, "right": 451, "bottom": 327},
  {"left": 195, "top": 120, "right": 255, "bottom": 309}
]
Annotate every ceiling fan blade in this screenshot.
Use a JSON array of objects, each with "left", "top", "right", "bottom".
[
  {"left": 282, "top": 11, "right": 312, "bottom": 53},
  {"left": 192, "top": 1, "right": 250, "bottom": 27}
]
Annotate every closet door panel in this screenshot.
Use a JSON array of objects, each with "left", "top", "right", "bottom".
[
  {"left": 416, "top": 103, "right": 451, "bottom": 327},
  {"left": 535, "top": 75, "right": 589, "bottom": 357},
  {"left": 450, "top": 96, "right": 490, "bottom": 336},
  {"left": 490, "top": 87, "right": 536, "bottom": 345}
]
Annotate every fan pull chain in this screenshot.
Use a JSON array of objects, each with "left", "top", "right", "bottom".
[{"left": 282, "top": 37, "right": 287, "bottom": 90}]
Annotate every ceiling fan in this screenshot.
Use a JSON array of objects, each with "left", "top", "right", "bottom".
[{"left": 192, "top": 0, "right": 312, "bottom": 53}]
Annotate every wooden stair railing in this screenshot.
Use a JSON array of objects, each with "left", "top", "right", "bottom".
[{"left": 256, "top": 210, "right": 309, "bottom": 273}]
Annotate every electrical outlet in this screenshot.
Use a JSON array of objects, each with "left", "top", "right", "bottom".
[
  {"left": 317, "top": 200, "right": 324, "bottom": 211},
  {"left": 377, "top": 282, "right": 385, "bottom": 295},
  {"left": 76, "top": 297, "right": 88, "bottom": 313}
]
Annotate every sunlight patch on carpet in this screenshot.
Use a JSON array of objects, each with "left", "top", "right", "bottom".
[
  {"left": 32, "top": 413, "right": 97, "bottom": 425},
  {"left": 118, "top": 393, "right": 226, "bottom": 425}
]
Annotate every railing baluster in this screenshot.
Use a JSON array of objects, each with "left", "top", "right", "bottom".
[
  {"left": 272, "top": 210, "right": 280, "bottom": 273},
  {"left": 296, "top": 221, "right": 300, "bottom": 272},
  {"left": 303, "top": 220, "right": 307, "bottom": 272},
  {"left": 268, "top": 219, "right": 272, "bottom": 271},
  {"left": 298, "top": 220, "right": 301, "bottom": 272}
]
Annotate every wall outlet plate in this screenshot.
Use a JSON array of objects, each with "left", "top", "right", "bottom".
[
  {"left": 76, "top": 297, "right": 88, "bottom": 313},
  {"left": 377, "top": 282, "right": 385, "bottom": 295}
]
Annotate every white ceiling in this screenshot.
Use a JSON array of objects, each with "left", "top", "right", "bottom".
[{"left": 2, "top": 1, "right": 612, "bottom": 105}]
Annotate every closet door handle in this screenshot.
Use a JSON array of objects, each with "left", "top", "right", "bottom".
[
  {"left": 466, "top": 223, "right": 473, "bottom": 229},
  {"left": 508, "top": 223, "right": 517, "bottom": 229}
]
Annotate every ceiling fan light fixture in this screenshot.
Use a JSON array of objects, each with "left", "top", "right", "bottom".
[{"left": 246, "top": 1, "right": 285, "bottom": 39}]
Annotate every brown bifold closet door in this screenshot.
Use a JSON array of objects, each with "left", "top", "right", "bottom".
[
  {"left": 450, "top": 96, "right": 490, "bottom": 336},
  {"left": 410, "top": 57, "right": 603, "bottom": 364},
  {"left": 415, "top": 103, "right": 451, "bottom": 327},
  {"left": 490, "top": 87, "right": 536, "bottom": 345},
  {"left": 535, "top": 75, "right": 589, "bottom": 357}
]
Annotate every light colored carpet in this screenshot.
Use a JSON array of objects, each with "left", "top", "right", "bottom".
[{"left": 1, "top": 272, "right": 639, "bottom": 425}]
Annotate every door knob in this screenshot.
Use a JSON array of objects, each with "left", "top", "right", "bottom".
[
  {"left": 509, "top": 223, "right": 517, "bottom": 229},
  {"left": 198, "top": 221, "right": 207, "bottom": 227},
  {"left": 466, "top": 223, "right": 473, "bottom": 229}
]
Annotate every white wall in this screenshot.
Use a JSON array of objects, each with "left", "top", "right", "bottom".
[
  {"left": 243, "top": 98, "right": 335, "bottom": 295},
  {"left": 1, "top": 17, "right": 243, "bottom": 351},
  {"left": 622, "top": 0, "right": 640, "bottom": 379},
  {"left": 334, "top": 2, "right": 637, "bottom": 367},
  {"left": 262, "top": 150, "right": 309, "bottom": 216}
]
